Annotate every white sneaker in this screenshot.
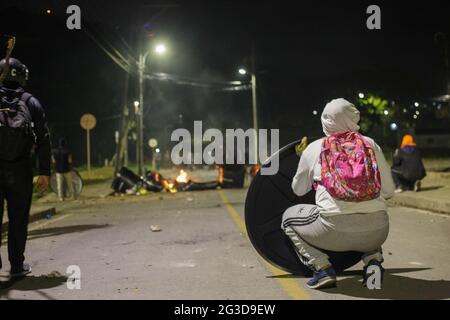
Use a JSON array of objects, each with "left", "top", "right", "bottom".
[{"left": 395, "top": 188, "right": 404, "bottom": 193}]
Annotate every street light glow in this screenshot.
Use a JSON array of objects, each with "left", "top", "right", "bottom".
[
  {"left": 383, "top": 110, "right": 389, "bottom": 115},
  {"left": 414, "top": 102, "right": 419, "bottom": 107},
  {"left": 312, "top": 110, "right": 318, "bottom": 115},
  {"left": 155, "top": 44, "right": 167, "bottom": 55},
  {"left": 134, "top": 101, "right": 140, "bottom": 107},
  {"left": 238, "top": 68, "right": 247, "bottom": 75},
  {"left": 390, "top": 123, "right": 398, "bottom": 131},
  {"left": 358, "top": 93, "right": 365, "bottom": 99}
]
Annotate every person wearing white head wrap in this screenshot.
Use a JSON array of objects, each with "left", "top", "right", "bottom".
[
  {"left": 281, "top": 98, "right": 395, "bottom": 289},
  {"left": 320, "top": 98, "right": 361, "bottom": 136}
]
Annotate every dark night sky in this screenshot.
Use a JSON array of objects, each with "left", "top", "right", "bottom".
[{"left": 1, "top": 0, "right": 449, "bottom": 164}]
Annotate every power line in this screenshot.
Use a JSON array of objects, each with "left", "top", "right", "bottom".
[{"left": 144, "top": 72, "right": 251, "bottom": 91}]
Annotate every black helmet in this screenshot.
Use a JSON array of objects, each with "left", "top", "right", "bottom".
[{"left": 0, "top": 57, "right": 29, "bottom": 86}]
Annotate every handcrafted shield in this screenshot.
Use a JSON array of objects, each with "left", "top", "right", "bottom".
[
  {"left": 50, "top": 170, "right": 83, "bottom": 198},
  {"left": 244, "top": 140, "right": 363, "bottom": 276}
]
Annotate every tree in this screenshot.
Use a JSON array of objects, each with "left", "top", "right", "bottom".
[{"left": 357, "top": 94, "right": 390, "bottom": 134}]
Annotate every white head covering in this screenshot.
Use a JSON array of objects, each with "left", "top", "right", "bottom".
[{"left": 321, "top": 98, "right": 360, "bottom": 136}]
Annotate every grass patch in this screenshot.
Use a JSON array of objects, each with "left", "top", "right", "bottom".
[{"left": 76, "top": 166, "right": 115, "bottom": 185}]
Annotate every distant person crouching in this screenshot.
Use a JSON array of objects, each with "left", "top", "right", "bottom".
[
  {"left": 52, "top": 138, "right": 75, "bottom": 200},
  {"left": 391, "top": 134, "right": 426, "bottom": 193}
]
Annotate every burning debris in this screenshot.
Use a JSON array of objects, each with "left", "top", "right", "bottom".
[
  {"left": 176, "top": 170, "right": 188, "bottom": 184},
  {"left": 111, "top": 165, "right": 245, "bottom": 196}
]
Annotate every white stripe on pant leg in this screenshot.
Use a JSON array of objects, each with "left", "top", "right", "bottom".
[
  {"left": 362, "top": 249, "right": 384, "bottom": 266},
  {"left": 284, "top": 227, "right": 312, "bottom": 268},
  {"left": 283, "top": 226, "right": 331, "bottom": 271}
]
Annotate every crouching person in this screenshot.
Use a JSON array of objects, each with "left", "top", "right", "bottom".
[
  {"left": 391, "top": 134, "right": 426, "bottom": 193},
  {"left": 282, "top": 98, "right": 395, "bottom": 289}
]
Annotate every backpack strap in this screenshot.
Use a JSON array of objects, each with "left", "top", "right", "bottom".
[
  {"left": 19, "top": 92, "right": 35, "bottom": 121},
  {"left": 20, "top": 92, "right": 33, "bottom": 107}
]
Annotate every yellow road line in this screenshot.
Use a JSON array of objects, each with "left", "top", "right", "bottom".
[{"left": 218, "top": 190, "right": 311, "bottom": 300}]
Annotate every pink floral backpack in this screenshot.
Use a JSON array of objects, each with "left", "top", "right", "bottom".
[{"left": 319, "top": 131, "right": 381, "bottom": 202}]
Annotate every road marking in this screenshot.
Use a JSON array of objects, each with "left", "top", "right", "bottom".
[
  {"left": 28, "top": 213, "right": 73, "bottom": 232},
  {"left": 218, "top": 190, "right": 311, "bottom": 300},
  {"left": 1, "top": 213, "right": 72, "bottom": 245}
]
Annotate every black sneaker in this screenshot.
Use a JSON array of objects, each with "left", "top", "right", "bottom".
[{"left": 10, "top": 263, "right": 32, "bottom": 278}]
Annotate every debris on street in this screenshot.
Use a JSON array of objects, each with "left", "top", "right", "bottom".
[
  {"left": 43, "top": 270, "right": 65, "bottom": 279},
  {"left": 111, "top": 165, "right": 245, "bottom": 196},
  {"left": 150, "top": 225, "right": 162, "bottom": 232}
]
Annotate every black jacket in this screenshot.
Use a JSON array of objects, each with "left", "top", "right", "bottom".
[
  {"left": 0, "top": 86, "right": 51, "bottom": 176},
  {"left": 392, "top": 147, "right": 426, "bottom": 182}
]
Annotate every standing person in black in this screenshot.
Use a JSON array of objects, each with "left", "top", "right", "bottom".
[
  {"left": 52, "top": 138, "right": 75, "bottom": 201},
  {"left": 0, "top": 57, "right": 51, "bottom": 277},
  {"left": 391, "top": 134, "right": 426, "bottom": 193}
]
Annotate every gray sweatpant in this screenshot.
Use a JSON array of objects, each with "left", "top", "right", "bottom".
[{"left": 281, "top": 204, "right": 389, "bottom": 271}]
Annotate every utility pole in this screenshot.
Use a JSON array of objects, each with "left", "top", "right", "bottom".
[
  {"left": 114, "top": 73, "right": 130, "bottom": 176},
  {"left": 138, "top": 54, "right": 145, "bottom": 176},
  {"left": 135, "top": 3, "right": 175, "bottom": 176},
  {"left": 137, "top": 44, "right": 166, "bottom": 175},
  {"left": 251, "top": 42, "right": 258, "bottom": 164}
]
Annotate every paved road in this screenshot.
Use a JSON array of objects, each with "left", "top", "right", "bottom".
[{"left": 1, "top": 188, "right": 449, "bottom": 300}]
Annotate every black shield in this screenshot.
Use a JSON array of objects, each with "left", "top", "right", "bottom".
[{"left": 244, "top": 140, "right": 363, "bottom": 276}]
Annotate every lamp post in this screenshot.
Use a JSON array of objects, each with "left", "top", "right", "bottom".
[
  {"left": 239, "top": 68, "right": 258, "bottom": 163},
  {"left": 137, "top": 43, "right": 166, "bottom": 175},
  {"left": 134, "top": 100, "right": 140, "bottom": 172}
]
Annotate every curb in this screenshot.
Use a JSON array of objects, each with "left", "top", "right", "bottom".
[
  {"left": 1, "top": 206, "right": 57, "bottom": 233},
  {"left": 426, "top": 171, "right": 450, "bottom": 181},
  {"left": 389, "top": 195, "right": 450, "bottom": 215}
]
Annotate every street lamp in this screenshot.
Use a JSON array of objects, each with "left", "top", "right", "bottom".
[
  {"left": 133, "top": 101, "right": 140, "bottom": 168},
  {"left": 358, "top": 93, "right": 365, "bottom": 99},
  {"left": 238, "top": 67, "right": 258, "bottom": 163},
  {"left": 137, "top": 43, "right": 167, "bottom": 175},
  {"left": 155, "top": 44, "right": 167, "bottom": 55}
]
